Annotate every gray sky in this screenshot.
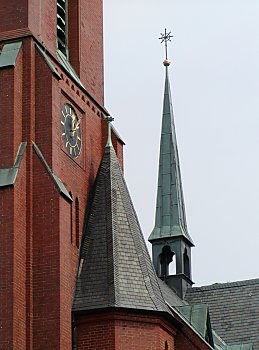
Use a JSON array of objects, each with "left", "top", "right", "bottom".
[{"left": 103, "top": 0, "right": 259, "bottom": 286}]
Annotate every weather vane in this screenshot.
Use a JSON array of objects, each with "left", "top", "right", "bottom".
[{"left": 159, "top": 28, "right": 173, "bottom": 61}]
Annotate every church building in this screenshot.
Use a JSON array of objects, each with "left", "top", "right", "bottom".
[{"left": 0, "top": 1, "right": 258, "bottom": 349}]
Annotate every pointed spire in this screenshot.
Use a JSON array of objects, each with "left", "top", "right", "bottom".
[
  {"left": 73, "top": 144, "right": 169, "bottom": 313},
  {"left": 149, "top": 61, "right": 194, "bottom": 246}
]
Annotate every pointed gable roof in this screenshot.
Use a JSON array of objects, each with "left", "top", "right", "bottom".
[
  {"left": 149, "top": 65, "right": 194, "bottom": 245},
  {"left": 73, "top": 144, "right": 169, "bottom": 313}
]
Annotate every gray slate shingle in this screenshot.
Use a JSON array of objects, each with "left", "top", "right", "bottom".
[
  {"left": 73, "top": 145, "right": 170, "bottom": 314},
  {"left": 185, "top": 279, "right": 259, "bottom": 349}
]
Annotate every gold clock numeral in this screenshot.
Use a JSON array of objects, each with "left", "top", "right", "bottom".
[
  {"left": 62, "top": 132, "right": 66, "bottom": 136},
  {"left": 77, "top": 136, "right": 81, "bottom": 141},
  {"left": 61, "top": 121, "right": 64, "bottom": 125},
  {"left": 70, "top": 147, "right": 72, "bottom": 155}
]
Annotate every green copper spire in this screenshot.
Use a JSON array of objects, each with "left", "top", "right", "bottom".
[{"left": 149, "top": 62, "right": 194, "bottom": 245}]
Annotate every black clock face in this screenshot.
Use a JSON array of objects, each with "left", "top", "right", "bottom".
[{"left": 61, "top": 104, "right": 82, "bottom": 158}]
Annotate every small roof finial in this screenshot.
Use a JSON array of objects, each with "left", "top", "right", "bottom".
[
  {"left": 105, "top": 115, "right": 114, "bottom": 147},
  {"left": 159, "top": 28, "right": 173, "bottom": 66}
]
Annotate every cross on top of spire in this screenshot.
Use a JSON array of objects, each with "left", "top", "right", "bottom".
[{"left": 159, "top": 28, "right": 173, "bottom": 65}]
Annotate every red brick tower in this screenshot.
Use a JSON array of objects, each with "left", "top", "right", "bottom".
[
  {"left": 0, "top": 1, "right": 123, "bottom": 349},
  {"left": 0, "top": 3, "right": 226, "bottom": 350}
]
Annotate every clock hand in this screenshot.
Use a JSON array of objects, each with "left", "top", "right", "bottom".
[
  {"left": 70, "top": 115, "right": 77, "bottom": 133},
  {"left": 71, "top": 118, "right": 81, "bottom": 132},
  {"left": 74, "top": 121, "right": 80, "bottom": 130}
]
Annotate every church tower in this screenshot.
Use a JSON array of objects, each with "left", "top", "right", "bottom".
[
  {"left": 0, "top": 1, "right": 123, "bottom": 349},
  {"left": 0, "top": 5, "right": 249, "bottom": 349},
  {"left": 148, "top": 52, "right": 194, "bottom": 299}
]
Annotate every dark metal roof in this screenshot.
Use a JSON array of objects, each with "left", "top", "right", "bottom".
[
  {"left": 175, "top": 304, "right": 214, "bottom": 346},
  {"left": 185, "top": 278, "right": 259, "bottom": 349},
  {"left": 57, "top": 50, "right": 85, "bottom": 90},
  {"left": 32, "top": 142, "right": 72, "bottom": 202},
  {"left": 159, "top": 279, "right": 215, "bottom": 347},
  {"left": 73, "top": 145, "right": 170, "bottom": 313},
  {"left": 35, "top": 44, "right": 61, "bottom": 80},
  {"left": 0, "top": 142, "right": 27, "bottom": 187},
  {"left": 0, "top": 41, "right": 22, "bottom": 68}
]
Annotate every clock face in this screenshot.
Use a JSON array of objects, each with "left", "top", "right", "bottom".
[{"left": 61, "top": 104, "right": 82, "bottom": 158}]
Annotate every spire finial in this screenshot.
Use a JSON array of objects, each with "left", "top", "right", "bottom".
[
  {"left": 159, "top": 28, "right": 173, "bottom": 66},
  {"left": 105, "top": 116, "right": 114, "bottom": 147}
]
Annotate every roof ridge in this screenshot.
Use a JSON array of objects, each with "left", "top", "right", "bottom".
[{"left": 192, "top": 277, "right": 259, "bottom": 291}]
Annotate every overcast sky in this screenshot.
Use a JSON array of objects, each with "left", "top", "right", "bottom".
[{"left": 103, "top": 0, "right": 259, "bottom": 286}]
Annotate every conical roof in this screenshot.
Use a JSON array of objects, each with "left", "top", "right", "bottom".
[
  {"left": 149, "top": 66, "right": 194, "bottom": 245},
  {"left": 73, "top": 144, "right": 170, "bottom": 313}
]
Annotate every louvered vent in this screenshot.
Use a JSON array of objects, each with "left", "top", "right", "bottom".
[{"left": 57, "top": 0, "right": 67, "bottom": 56}]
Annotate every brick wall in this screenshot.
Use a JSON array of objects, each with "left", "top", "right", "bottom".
[
  {"left": 0, "top": 187, "right": 15, "bottom": 349},
  {"left": 0, "top": 0, "right": 28, "bottom": 33},
  {"left": 32, "top": 0, "right": 104, "bottom": 104},
  {"left": 76, "top": 310, "right": 214, "bottom": 350},
  {"left": 0, "top": 38, "right": 26, "bottom": 349},
  {"left": 0, "top": 1, "right": 121, "bottom": 347},
  {"left": 76, "top": 311, "right": 176, "bottom": 350},
  {"left": 13, "top": 152, "right": 27, "bottom": 349},
  {"left": 22, "top": 39, "right": 36, "bottom": 350},
  {"left": 32, "top": 153, "right": 61, "bottom": 349},
  {"left": 77, "top": 313, "right": 116, "bottom": 350},
  {"left": 31, "top": 39, "right": 122, "bottom": 348},
  {"left": 0, "top": 0, "right": 104, "bottom": 104},
  {"left": 77, "top": 0, "right": 104, "bottom": 104},
  {"left": 175, "top": 323, "right": 212, "bottom": 350},
  {"left": 0, "top": 32, "right": 123, "bottom": 348}
]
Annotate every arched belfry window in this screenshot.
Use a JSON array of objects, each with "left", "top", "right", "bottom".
[
  {"left": 184, "top": 248, "right": 190, "bottom": 278},
  {"left": 57, "top": 0, "right": 67, "bottom": 56},
  {"left": 159, "top": 246, "right": 174, "bottom": 278}
]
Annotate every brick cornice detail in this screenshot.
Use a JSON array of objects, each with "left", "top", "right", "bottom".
[
  {"left": 0, "top": 28, "right": 32, "bottom": 42},
  {"left": 76, "top": 310, "right": 177, "bottom": 337}
]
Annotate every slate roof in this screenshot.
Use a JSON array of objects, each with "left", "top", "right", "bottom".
[
  {"left": 158, "top": 278, "right": 187, "bottom": 307},
  {"left": 212, "top": 331, "right": 253, "bottom": 350},
  {"left": 148, "top": 65, "right": 193, "bottom": 245},
  {"left": 185, "top": 278, "right": 259, "bottom": 349},
  {"left": 73, "top": 144, "right": 170, "bottom": 313}
]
